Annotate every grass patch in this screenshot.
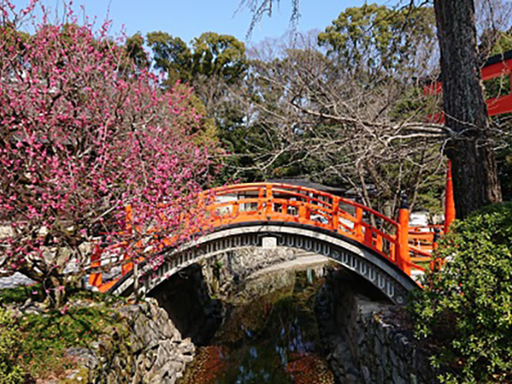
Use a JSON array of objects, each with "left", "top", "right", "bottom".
[
  {"left": 0, "top": 287, "right": 129, "bottom": 381},
  {"left": 19, "top": 305, "right": 123, "bottom": 378},
  {"left": 0, "top": 283, "right": 126, "bottom": 306},
  {"left": 0, "top": 284, "right": 43, "bottom": 304}
]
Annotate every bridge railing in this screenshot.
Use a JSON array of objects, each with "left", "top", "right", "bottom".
[
  {"left": 201, "top": 183, "right": 425, "bottom": 275},
  {"left": 408, "top": 225, "right": 444, "bottom": 272}
]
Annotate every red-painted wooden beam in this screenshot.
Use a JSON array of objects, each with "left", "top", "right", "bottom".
[{"left": 424, "top": 50, "right": 512, "bottom": 117}]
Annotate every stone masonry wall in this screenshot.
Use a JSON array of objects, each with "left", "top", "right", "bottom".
[
  {"left": 325, "top": 274, "right": 439, "bottom": 384},
  {"left": 91, "top": 298, "right": 194, "bottom": 383},
  {"left": 200, "top": 246, "right": 301, "bottom": 299},
  {"left": 342, "top": 294, "right": 437, "bottom": 384}
]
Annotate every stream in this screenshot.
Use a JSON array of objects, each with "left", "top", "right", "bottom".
[{"left": 179, "top": 267, "right": 335, "bottom": 384}]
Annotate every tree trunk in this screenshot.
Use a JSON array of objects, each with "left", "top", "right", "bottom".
[
  {"left": 46, "top": 275, "right": 67, "bottom": 309},
  {"left": 434, "top": 0, "right": 502, "bottom": 219}
]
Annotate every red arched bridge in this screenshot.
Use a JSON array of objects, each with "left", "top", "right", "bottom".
[{"left": 89, "top": 183, "right": 446, "bottom": 305}]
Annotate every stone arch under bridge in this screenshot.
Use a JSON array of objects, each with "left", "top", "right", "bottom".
[{"left": 109, "top": 222, "right": 418, "bottom": 305}]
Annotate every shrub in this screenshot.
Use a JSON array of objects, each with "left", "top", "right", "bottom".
[
  {"left": 0, "top": 308, "right": 25, "bottom": 384},
  {"left": 410, "top": 203, "right": 512, "bottom": 383}
]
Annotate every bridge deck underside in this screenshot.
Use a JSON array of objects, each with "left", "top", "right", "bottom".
[{"left": 109, "top": 223, "right": 417, "bottom": 305}]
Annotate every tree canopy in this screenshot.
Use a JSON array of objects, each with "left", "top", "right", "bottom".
[
  {"left": 0, "top": 5, "right": 217, "bottom": 306},
  {"left": 240, "top": 0, "right": 508, "bottom": 218},
  {"left": 318, "top": 4, "right": 436, "bottom": 75},
  {"left": 146, "top": 31, "right": 247, "bottom": 87}
]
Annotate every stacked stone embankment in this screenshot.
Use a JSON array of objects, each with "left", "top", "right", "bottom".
[
  {"left": 320, "top": 271, "right": 439, "bottom": 384},
  {"left": 91, "top": 298, "right": 194, "bottom": 383}
]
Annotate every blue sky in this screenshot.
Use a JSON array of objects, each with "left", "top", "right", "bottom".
[{"left": 9, "top": 0, "right": 393, "bottom": 44}]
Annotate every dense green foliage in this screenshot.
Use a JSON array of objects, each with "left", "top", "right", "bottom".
[
  {"left": 0, "top": 308, "right": 24, "bottom": 384},
  {"left": 318, "top": 4, "right": 435, "bottom": 74},
  {"left": 146, "top": 31, "right": 247, "bottom": 88},
  {"left": 410, "top": 203, "right": 512, "bottom": 383}
]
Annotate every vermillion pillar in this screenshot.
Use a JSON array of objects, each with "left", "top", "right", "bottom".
[
  {"left": 398, "top": 193, "right": 411, "bottom": 275},
  {"left": 88, "top": 243, "right": 102, "bottom": 287},
  {"left": 444, "top": 160, "right": 456, "bottom": 232}
]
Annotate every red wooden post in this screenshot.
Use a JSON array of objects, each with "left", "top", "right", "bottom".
[
  {"left": 397, "top": 194, "right": 411, "bottom": 275},
  {"left": 232, "top": 201, "right": 239, "bottom": 216},
  {"left": 390, "top": 242, "right": 396, "bottom": 261},
  {"left": 282, "top": 202, "right": 288, "bottom": 215},
  {"left": 299, "top": 203, "right": 306, "bottom": 220},
  {"left": 88, "top": 242, "right": 102, "bottom": 287},
  {"left": 376, "top": 234, "right": 383, "bottom": 252},
  {"left": 258, "top": 186, "right": 265, "bottom": 212},
  {"left": 364, "top": 225, "right": 373, "bottom": 247},
  {"left": 332, "top": 196, "right": 340, "bottom": 232},
  {"left": 265, "top": 184, "right": 273, "bottom": 216},
  {"left": 444, "top": 160, "right": 456, "bottom": 233},
  {"left": 355, "top": 207, "right": 363, "bottom": 241}
]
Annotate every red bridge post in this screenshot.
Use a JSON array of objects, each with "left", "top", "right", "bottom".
[
  {"left": 265, "top": 184, "right": 273, "bottom": 216},
  {"left": 397, "top": 194, "right": 411, "bottom": 275},
  {"left": 354, "top": 196, "right": 364, "bottom": 241},
  {"left": 88, "top": 243, "right": 102, "bottom": 287},
  {"left": 332, "top": 196, "right": 340, "bottom": 231},
  {"left": 444, "top": 160, "right": 456, "bottom": 233}
]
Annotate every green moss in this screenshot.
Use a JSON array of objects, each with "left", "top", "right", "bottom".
[
  {"left": 20, "top": 306, "right": 121, "bottom": 370},
  {"left": 0, "top": 287, "right": 129, "bottom": 381},
  {"left": 0, "top": 284, "right": 43, "bottom": 304},
  {"left": 0, "top": 283, "right": 125, "bottom": 306}
]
